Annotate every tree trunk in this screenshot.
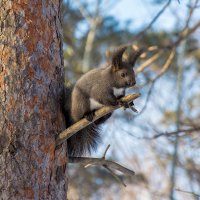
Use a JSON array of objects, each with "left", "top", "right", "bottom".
[{"left": 0, "top": 1, "right": 67, "bottom": 199}]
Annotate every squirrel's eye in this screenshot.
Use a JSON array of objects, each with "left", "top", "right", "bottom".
[{"left": 121, "top": 73, "right": 125, "bottom": 78}]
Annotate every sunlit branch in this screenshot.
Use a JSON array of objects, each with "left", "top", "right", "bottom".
[
  {"left": 136, "top": 49, "right": 175, "bottom": 117},
  {"left": 56, "top": 93, "right": 140, "bottom": 146},
  {"left": 136, "top": 51, "right": 162, "bottom": 74}
]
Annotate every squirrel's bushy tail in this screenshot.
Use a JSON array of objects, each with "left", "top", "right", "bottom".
[
  {"left": 67, "top": 114, "right": 111, "bottom": 157},
  {"left": 67, "top": 124, "right": 101, "bottom": 157}
]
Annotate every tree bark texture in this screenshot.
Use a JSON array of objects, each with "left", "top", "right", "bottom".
[{"left": 0, "top": 1, "right": 67, "bottom": 199}]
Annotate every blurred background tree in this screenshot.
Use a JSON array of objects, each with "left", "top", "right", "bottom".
[{"left": 63, "top": 0, "right": 200, "bottom": 199}]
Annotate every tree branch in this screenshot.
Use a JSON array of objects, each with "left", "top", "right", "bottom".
[
  {"left": 68, "top": 157, "right": 135, "bottom": 177},
  {"left": 56, "top": 93, "right": 140, "bottom": 146},
  {"left": 135, "top": 0, "right": 172, "bottom": 39},
  {"left": 135, "top": 49, "right": 175, "bottom": 117},
  {"left": 121, "top": 127, "right": 200, "bottom": 141},
  {"left": 136, "top": 51, "right": 162, "bottom": 74},
  {"left": 103, "top": 165, "right": 127, "bottom": 187},
  {"left": 69, "top": 144, "right": 133, "bottom": 187},
  {"left": 150, "top": 127, "right": 200, "bottom": 139},
  {"left": 172, "top": 20, "right": 200, "bottom": 47},
  {"left": 68, "top": 146, "right": 135, "bottom": 187},
  {"left": 176, "top": 188, "right": 200, "bottom": 197}
]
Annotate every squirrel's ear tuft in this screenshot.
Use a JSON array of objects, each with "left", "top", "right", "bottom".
[
  {"left": 111, "top": 46, "right": 127, "bottom": 72},
  {"left": 128, "top": 48, "right": 144, "bottom": 67}
]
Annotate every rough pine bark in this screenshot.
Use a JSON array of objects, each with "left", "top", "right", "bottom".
[{"left": 0, "top": 0, "right": 67, "bottom": 199}]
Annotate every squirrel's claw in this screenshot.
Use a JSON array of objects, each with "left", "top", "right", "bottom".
[
  {"left": 118, "top": 100, "right": 132, "bottom": 109},
  {"left": 130, "top": 106, "right": 138, "bottom": 113},
  {"left": 84, "top": 111, "right": 95, "bottom": 122},
  {"left": 129, "top": 101, "right": 134, "bottom": 106},
  {"left": 118, "top": 100, "right": 128, "bottom": 108},
  {"left": 118, "top": 100, "right": 138, "bottom": 113},
  {"left": 129, "top": 101, "right": 138, "bottom": 113}
]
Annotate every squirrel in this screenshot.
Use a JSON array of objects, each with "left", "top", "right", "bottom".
[{"left": 64, "top": 46, "right": 143, "bottom": 157}]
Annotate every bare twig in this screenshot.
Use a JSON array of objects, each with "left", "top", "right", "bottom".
[
  {"left": 102, "top": 144, "right": 110, "bottom": 159},
  {"left": 176, "top": 188, "right": 200, "bottom": 197},
  {"left": 103, "top": 165, "right": 127, "bottom": 187},
  {"left": 56, "top": 93, "right": 140, "bottom": 145},
  {"left": 149, "top": 127, "right": 200, "bottom": 139},
  {"left": 136, "top": 49, "right": 175, "bottom": 116},
  {"left": 75, "top": 0, "right": 92, "bottom": 22},
  {"left": 135, "top": 0, "right": 172, "bottom": 39},
  {"left": 133, "top": 4, "right": 200, "bottom": 116},
  {"left": 128, "top": 15, "right": 200, "bottom": 55},
  {"left": 125, "top": 127, "right": 200, "bottom": 140},
  {"left": 184, "top": 0, "right": 199, "bottom": 29},
  {"left": 122, "top": 18, "right": 199, "bottom": 75},
  {"left": 69, "top": 144, "right": 134, "bottom": 186},
  {"left": 134, "top": 19, "right": 200, "bottom": 75},
  {"left": 136, "top": 51, "right": 162, "bottom": 74},
  {"left": 173, "top": 20, "right": 200, "bottom": 47},
  {"left": 84, "top": 144, "right": 111, "bottom": 168},
  {"left": 68, "top": 157, "right": 135, "bottom": 177}
]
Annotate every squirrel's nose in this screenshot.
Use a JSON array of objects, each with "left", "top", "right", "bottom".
[
  {"left": 130, "top": 80, "right": 136, "bottom": 86},
  {"left": 126, "top": 80, "right": 136, "bottom": 86}
]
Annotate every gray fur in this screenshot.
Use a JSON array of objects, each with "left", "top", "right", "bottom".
[
  {"left": 66, "top": 46, "right": 142, "bottom": 157},
  {"left": 71, "top": 66, "right": 136, "bottom": 121}
]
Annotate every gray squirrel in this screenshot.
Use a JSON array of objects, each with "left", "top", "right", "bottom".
[{"left": 64, "top": 46, "right": 143, "bottom": 157}]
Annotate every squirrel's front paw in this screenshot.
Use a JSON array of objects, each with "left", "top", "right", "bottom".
[
  {"left": 118, "top": 100, "right": 129, "bottom": 108},
  {"left": 84, "top": 111, "right": 95, "bottom": 122},
  {"left": 118, "top": 100, "right": 135, "bottom": 110}
]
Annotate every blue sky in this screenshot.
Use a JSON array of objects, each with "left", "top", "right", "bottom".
[
  {"left": 73, "top": 0, "right": 195, "bottom": 40},
  {"left": 108, "top": 0, "right": 188, "bottom": 31}
]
